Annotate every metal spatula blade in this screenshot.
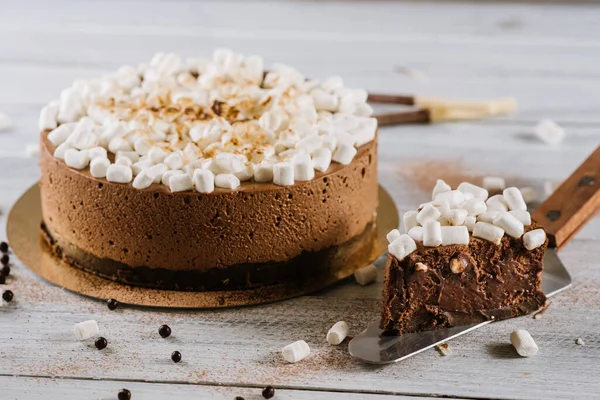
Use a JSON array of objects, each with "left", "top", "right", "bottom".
[{"left": 348, "top": 250, "right": 572, "bottom": 364}]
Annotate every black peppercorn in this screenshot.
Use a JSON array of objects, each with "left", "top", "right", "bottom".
[
  {"left": 0, "top": 274, "right": 5, "bottom": 284},
  {"left": 262, "top": 386, "right": 275, "bottom": 399},
  {"left": 1, "top": 265, "right": 10, "bottom": 277},
  {"left": 0, "top": 254, "right": 8, "bottom": 265},
  {"left": 171, "top": 350, "right": 182, "bottom": 363},
  {"left": 95, "top": 337, "right": 108, "bottom": 350},
  {"left": 118, "top": 388, "right": 131, "bottom": 400},
  {"left": 107, "top": 298, "right": 119, "bottom": 310},
  {"left": 158, "top": 324, "right": 171, "bottom": 338},
  {"left": 2, "top": 290, "right": 14, "bottom": 302},
  {"left": 0, "top": 242, "right": 8, "bottom": 253}
]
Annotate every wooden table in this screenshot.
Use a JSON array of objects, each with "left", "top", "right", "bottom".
[{"left": 1, "top": 1, "right": 599, "bottom": 399}]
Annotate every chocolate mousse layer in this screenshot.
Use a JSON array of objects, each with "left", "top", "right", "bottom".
[
  {"left": 40, "top": 132, "right": 378, "bottom": 289},
  {"left": 381, "top": 224, "right": 547, "bottom": 334}
]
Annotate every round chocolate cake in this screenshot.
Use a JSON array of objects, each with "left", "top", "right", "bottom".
[{"left": 39, "top": 50, "right": 379, "bottom": 292}]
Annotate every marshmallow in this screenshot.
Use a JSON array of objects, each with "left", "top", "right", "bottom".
[
  {"left": 48, "top": 123, "right": 76, "bottom": 146},
  {"left": 534, "top": 119, "right": 564, "bottom": 145},
  {"left": 115, "top": 157, "right": 133, "bottom": 167},
  {"left": 386, "top": 229, "right": 401, "bottom": 244},
  {"left": 106, "top": 164, "right": 133, "bottom": 184},
  {"left": 88, "top": 146, "right": 108, "bottom": 160},
  {"left": 327, "top": 321, "right": 349, "bottom": 345},
  {"left": 169, "top": 173, "right": 193, "bottom": 192},
  {"left": 64, "top": 149, "right": 90, "bottom": 170},
  {"left": 332, "top": 143, "right": 357, "bottom": 165},
  {"left": 164, "top": 152, "right": 184, "bottom": 170},
  {"left": 100, "top": 122, "right": 128, "bottom": 144},
  {"left": 311, "top": 148, "right": 332, "bottom": 173},
  {"left": 510, "top": 330, "right": 539, "bottom": 357},
  {"left": 423, "top": 220, "right": 442, "bottom": 247},
  {"left": 108, "top": 137, "right": 132, "bottom": 153},
  {"left": 519, "top": 186, "right": 538, "bottom": 204},
  {"left": 115, "top": 151, "right": 139, "bottom": 163},
  {"left": 148, "top": 146, "right": 169, "bottom": 164},
  {"left": 254, "top": 162, "right": 274, "bottom": 183},
  {"left": 215, "top": 173, "right": 240, "bottom": 190},
  {"left": 90, "top": 157, "right": 110, "bottom": 178},
  {"left": 132, "top": 170, "right": 153, "bottom": 189},
  {"left": 39, "top": 101, "right": 60, "bottom": 131},
  {"left": 473, "top": 222, "right": 504, "bottom": 245},
  {"left": 388, "top": 234, "right": 417, "bottom": 260},
  {"left": 294, "top": 156, "right": 315, "bottom": 181},
  {"left": 54, "top": 141, "right": 74, "bottom": 160},
  {"left": 464, "top": 216, "right": 477, "bottom": 232},
  {"left": 146, "top": 163, "right": 168, "bottom": 183},
  {"left": 193, "top": 169, "right": 215, "bottom": 193},
  {"left": 311, "top": 88, "right": 339, "bottom": 112},
  {"left": 132, "top": 160, "right": 154, "bottom": 176},
  {"left": 282, "top": 340, "right": 311, "bottom": 363},
  {"left": 295, "top": 134, "right": 322, "bottom": 153},
  {"left": 432, "top": 179, "right": 452, "bottom": 199},
  {"left": 214, "top": 152, "right": 245, "bottom": 174},
  {"left": 354, "top": 264, "right": 377, "bottom": 286},
  {"left": 434, "top": 190, "right": 465, "bottom": 208},
  {"left": 482, "top": 177, "right": 506, "bottom": 193},
  {"left": 321, "top": 134, "right": 337, "bottom": 152},
  {"left": 457, "top": 182, "right": 488, "bottom": 201},
  {"left": 322, "top": 76, "right": 344, "bottom": 92},
  {"left": 503, "top": 187, "right": 527, "bottom": 211},
  {"left": 478, "top": 210, "right": 501, "bottom": 224},
  {"left": 273, "top": 162, "right": 294, "bottom": 186},
  {"left": 134, "top": 138, "right": 152, "bottom": 156},
  {"left": 58, "top": 88, "right": 84, "bottom": 123},
  {"left": 523, "top": 229, "right": 546, "bottom": 250},
  {"left": 509, "top": 210, "right": 532, "bottom": 226},
  {"left": 73, "top": 320, "right": 99, "bottom": 340},
  {"left": 493, "top": 212, "right": 525, "bottom": 238},
  {"left": 446, "top": 209, "right": 468, "bottom": 226},
  {"left": 463, "top": 199, "right": 487, "bottom": 216},
  {"left": 403, "top": 211, "right": 419, "bottom": 233},
  {"left": 486, "top": 195, "right": 509, "bottom": 212},
  {"left": 161, "top": 169, "right": 185, "bottom": 186},
  {"left": 408, "top": 226, "right": 424, "bottom": 242},
  {"left": 441, "top": 226, "right": 470, "bottom": 245},
  {"left": 417, "top": 204, "right": 442, "bottom": 226}
]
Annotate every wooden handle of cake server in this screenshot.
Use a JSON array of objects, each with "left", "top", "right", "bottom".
[{"left": 533, "top": 146, "right": 600, "bottom": 250}]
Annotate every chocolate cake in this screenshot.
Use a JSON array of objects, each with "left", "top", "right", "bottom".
[
  {"left": 38, "top": 50, "right": 378, "bottom": 292},
  {"left": 382, "top": 181, "right": 547, "bottom": 334}
]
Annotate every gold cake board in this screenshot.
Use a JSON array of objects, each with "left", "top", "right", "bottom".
[{"left": 7, "top": 184, "right": 398, "bottom": 309}]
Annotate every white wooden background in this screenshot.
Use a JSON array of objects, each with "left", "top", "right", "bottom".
[{"left": 1, "top": 1, "right": 600, "bottom": 399}]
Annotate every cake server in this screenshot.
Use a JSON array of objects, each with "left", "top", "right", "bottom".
[{"left": 349, "top": 146, "right": 600, "bottom": 364}]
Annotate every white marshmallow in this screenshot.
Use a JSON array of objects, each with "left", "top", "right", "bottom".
[
  {"left": 510, "top": 330, "right": 539, "bottom": 357},
  {"left": 116, "top": 151, "right": 140, "bottom": 163},
  {"left": 108, "top": 137, "right": 132, "bottom": 153},
  {"left": 132, "top": 170, "right": 153, "bottom": 189},
  {"left": 482, "top": 177, "right": 506, "bottom": 193},
  {"left": 58, "top": 88, "right": 84, "bottom": 123},
  {"left": 294, "top": 157, "right": 315, "bottom": 181},
  {"left": 523, "top": 229, "right": 546, "bottom": 250},
  {"left": 423, "top": 220, "right": 442, "bottom": 247},
  {"left": 164, "top": 152, "right": 184, "bottom": 170},
  {"left": 440, "top": 226, "right": 470, "bottom": 245},
  {"left": 463, "top": 199, "right": 487, "bottom": 216},
  {"left": 503, "top": 187, "right": 528, "bottom": 211},
  {"left": 464, "top": 216, "right": 477, "bottom": 232},
  {"left": 327, "top": 321, "right": 349, "bottom": 345},
  {"left": 148, "top": 146, "right": 169, "bottom": 164},
  {"left": 169, "top": 173, "right": 193, "bottom": 192},
  {"left": 478, "top": 210, "right": 501, "bottom": 223},
  {"left": 408, "top": 226, "right": 424, "bottom": 242},
  {"left": 322, "top": 76, "right": 344, "bottom": 92},
  {"left": 403, "top": 210, "right": 419, "bottom": 233},
  {"left": 282, "top": 340, "right": 311, "bottom": 363},
  {"left": 146, "top": 163, "right": 168, "bottom": 183},
  {"left": 519, "top": 186, "right": 538, "bottom": 204},
  {"left": 295, "top": 134, "right": 322, "bottom": 153},
  {"left": 88, "top": 146, "right": 107, "bottom": 160},
  {"left": 354, "top": 264, "right": 377, "bottom": 286},
  {"left": 486, "top": 195, "right": 509, "bottom": 212},
  {"left": 53, "top": 141, "right": 74, "bottom": 160},
  {"left": 332, "top": 143, "right": 357, "bottom": 165},
  {"left": 215, "top": 173, "right": 240, "bottom": 190},
  {"left": 64, "top": 149, "right": 90, "bottom": 170},
  {"left": 193, "top": 169, "right": 215, "bottom": 193},
  {"left": 388, "top": 234, "right": 417, "bottom": 260},
  {"left": 73, "top": 320, "right": 99, "bottom": 340},
  {"left": 432, "top": 179, "right": 451, "bottom": 200},
  {"left": 534, "top": 119, "right": 564, "bottom": 145},
  {"left": 100, "top": 122, "right": 129, "bottom": 144},
  {"left": 161, "top": 170, "right": 185, "bottom": 186},
  {"left": 106, "top": 164, "right": 133, "bottom": 184},
  {"left": 254, "top": 162, "right": 274, "bottom": 183},
  {"left": 457, "top": 182, "right": 488, "bottom": 201},
  {"left": 311, "top": 148, "right": 332, "bottom": 173},
  {"left": 473, "top": 222, "right": 504, "bottom": 245},
  {"left": 273, "top": 162, "right": 294, "bottom": 186},
  {"left": 115, "top": 157, "right": 133, "bottom": 167},
  {"left": 386, "top": 229, "right": 401, "bottom": 244},
  {"left": 434, "top": 190, "right": 465, "bottom": 208},
  {"left": 214, "top": 152, "right": 245, "bottom": 174},
  {"left": 134, "top": 138, "right": 153, "bottom": 156},
  {"left": 132, "top": 160, "right": 154, "bottom": 176},
  {"left": 321, "top": 134, "right": 337, "bottom": 152},
  {"left": 39, "top": 101, "right": 60, "bottom": 131},
  {"left": 509, "top": 210, "right": 532, "bottom": 226},
  {"left": 311, "top": 88, "right": 339, "bottom": 112},
  {"left": 48, "top": 123, "right": 76, "bottom": 146},
  {"left": 417, "top": 204, "right": 442, "bottom": 226},
  {"left": 89, "top": 157, "right": 110, "bottom": 178}
]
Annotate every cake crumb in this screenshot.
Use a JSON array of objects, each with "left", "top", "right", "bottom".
[
  {"left": 533, "top": 301, "right": 552, "bottom": 319},
  {"left": 436, "top": 343, "right": 452, "bottom": 356},
  {"left": 576, "top": 338, "right": 585, "bottom": 346},
  {"left": 415, "top": 262, "right": 428, "bottom": 272}
]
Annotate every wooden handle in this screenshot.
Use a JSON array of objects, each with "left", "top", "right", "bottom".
[
  {"left": 533, "top": 146, "right": 600, "bottom": 250},
  {"left": 367, "top": 93, "right": 414, "bottom": 105},
  {"left": 375, "top": 109, "right": 430, "bottom": 126}
]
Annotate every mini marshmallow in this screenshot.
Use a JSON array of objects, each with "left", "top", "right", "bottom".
[
  {"left": 169, "top": 173, "right": 193, "bottom": 192},
  {"left": 134, "top": 138, "right": 153, "bottom": 156},
  {"left": 161, "top": 170, "right": 185, "bottom": 186},
  {"left": 148, "top": 146, "right": 169, "bottom": 164},
  {"left": 321, "top": 134, "right": 337, "bottom": 152},
  {"left": 64, "top": 149, "right": 90, "bottom": 170},
  {"left": 446, "top": 209, "right": 468, "bottom": 226},
  {"left": 89, "top": 157, "right": 110, "bottom": 178},
  {"left": 294, "top": 157, "right": 315, "bottom": 181},
  {"left": 493, "top": 212, "right": 524, "bottom": 238},
  {"left": 254, "top": 162, "right": 274, "bottom": 183},
  {"left": 115, "top": 157, "right": 133, "bottom": 167},
  {"left": 408, "top": 226, "right": 424, "bottom": 242},
  {"left": 311, "top": 88, "right": 339, "bottom": 112},
  {"left": 473, "top": 222, "right": 504, "bottom": 245},
  {"left": 435, "top": 190, "right": 465, "bottom": 208},
  {"left": 282, "top": 340, "right": 311, "bottom": 363},
  {"left": 423, "top": 220, "right": 442, "bottom": 247},
  {"left": 327, "top": 321, "right": 349, "bottom": 345},
  {"left": 519, "top": 186, "right": 538, "bottom": 204},
  {"left": 164, "top": 152, "right": 184, "bottom": 170},
  {"left": 388, "top": 234, "right": 417, "bottom": 260},
  {"left": 132, "top": 160, "right": 154, "bottom": 176},
  {"left": 58, "top": 88, "right": 84, "bottom": 123},
  {"left": 295, "top": 134, "right": 322, "bottom": 153},
  {"left": 482, "top": 177, "right": 506, "bottom": 193},
  {"left": 193, "top": 169, "right": 215, "bottom": 193},
  {"left": 106, "top": 164, "right": 133, "bottom": 184},
  {"left": 108, "top": 137, "right": 132, "bottom": 153},
  {"left": 215, "top": 174, "right": 240, "bottom": 190},
  {"left": 214, "top": 152, "right": 245, "bottom": 174},
  {"left": 332, "top": 143, "right": 357, "bottom": 165},
  {"left": 88, "top": 146, "right": 108, "bottom": 160},
  {"left": 503, "top": 187, "right": 527, "bottom": 211},
  {"left": 403, "top": 211, "right": 419, "bottom": 233},
  {"left": 116, "top": 151, "right": 140, "bottom": 163},
  {"left": 354, "top": 264, "right": 377, "bottom": 286},
  {"left": 510, "top": 330, "right": 539, "bottom": 357},
  {"left": 534, "top": 119, "right": 564, "bottom": 145},
  {"left": 486, "top": 195, "right": 509, "bottom": 212},
  {"left": 48, "top": 123, "right": 76, "bottom": 146},
  {"left": 311, "top": 148, "right": 332, "bottom": 172},
  {"left": 132, "top": 170, "right": 153, "bottom": 189},
  {"left": 464, "top": 216, "right": 477, "bottom": 232},
  {"left": 39, "top": 101, "right": 60, "bottom": 131},
  {"left": 478, "top": 210, "right": 501, "bottom": 223},
  {"left": 463, "top": 199, "right": 487, "bottom": 216},
  {"left": 440, "top": 226, "right": 470, "bottom": 246},
  {"left": 432, "top": 179, "right": 451, "bottom": 200},
  {"left": 273, "top": 162, "right": 294, "bottom": 186},
  {"left": 54, "top": 141, "right": 74, "bottom": 160},
  {"left": 509, "top": 210, "right": 532, "bottom": 226},
  {"left": 457, "top": 182, "right": 488, "bottom": 201},
  {"left": 523, "top": 229, "right": 546, "bottom": 250},
  {"left": 146, "top": 163, "right": 168, "bottom": 183},
  {"left": 386, "top": 229, "right": 401, "bottom": 244},
  {"left": 416, "top": 204, "right": 442, "bottom": 226},
  {"left": 73, "top": 320, "right": 99, "bottom": 340},
  {"left": 68, "top": 117, "right": 97, "bottom": 149}
]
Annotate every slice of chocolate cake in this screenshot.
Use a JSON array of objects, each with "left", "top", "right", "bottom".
[{"left": 381, "top": 181, "right": 547, "bottom": 334}]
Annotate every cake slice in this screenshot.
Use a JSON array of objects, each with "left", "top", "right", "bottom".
[{"left": 381, "top": 181, "right": 547, "bottom": 334}]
